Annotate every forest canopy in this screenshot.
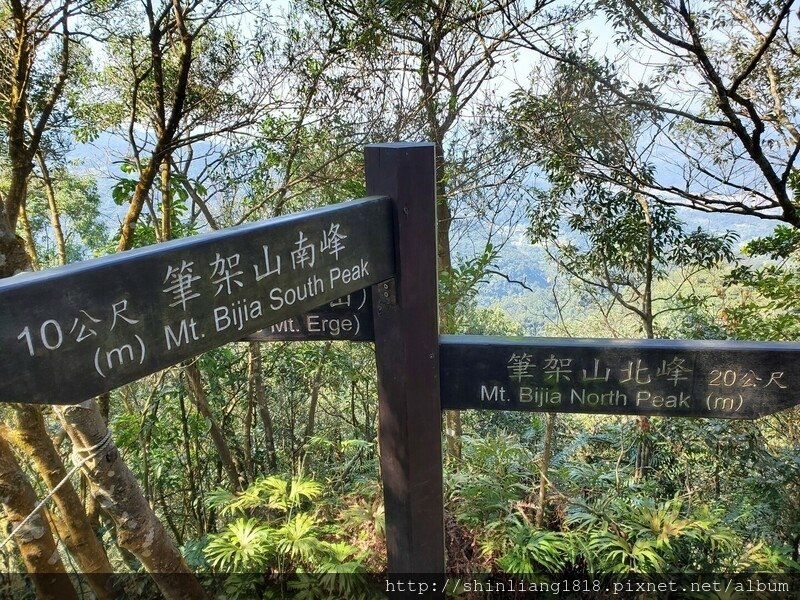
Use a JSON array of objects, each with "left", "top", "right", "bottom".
[{"left": 0, "top": 1, "right": 798, "bottom": 597}]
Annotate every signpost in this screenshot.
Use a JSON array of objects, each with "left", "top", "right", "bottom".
[
  {"left": 0, "top": 197, "right": 393, "bottom": 405},
  {"left": 367, "top": 143, "right": 445, "bottom": 574},
  {"left": 1, "top": 140, "right": 799, "bottom": 583},
  {"left": 0, "top": 143, "right": 448, "bottom": 577},
  {"left": 441, "top": 335, "right": 800, "bottom": 419},
  {"left": 243, "top": 289, "right": 373, "bottom": 342}
]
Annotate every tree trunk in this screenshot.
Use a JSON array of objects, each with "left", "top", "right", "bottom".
[
  {"left": 0, "top": 199, "right": 31, "bottom": 277},
  {"left": 83, "top": 392, "right": 109, "bottom": 533},
  {"left": 6, "top": 406, "right": 115, "bottom": 599},
  {"left": 0, "top": 433, "right": 79, "bottom": 600},
  {"left": 350, "top": 381, "right": 359, "bottom": 438},
  {"left": 160, "top": 159, "right": 171, "bottom": 241},
  {"left": 634, "top": 416, "right": 652, "bottom": 482},
  {"left": 249, "top": 343, "right": 277, "bottom": 472},
  {"left": 17, "top": 202, "right": 39, "bottom": 270},
  {"left": 243, "top": 388, "right": 253, "bottom": 485},
  {"left": 117, "top": 0, "right": 194, "bottom": 252},
  {"left": 6, "top": 117, "right": 33, "bottom": 232},
  {"left": 303, "top": 342, "right": 332, "bottom": 443},
  {"left": 36, "top": 151, "right": 68, "bottom": 266},
  {"left": 178, "top": 390, "right": 203, "bottom": 533},
  {"left": 183, "top": 361, "right": 242, "bottom": 491},
  {"left": 634, "top": 213, "right": 655, "bottom": 480},
  {"left": 432, "top": 140, "right": 462, "bottom": 461},
  {"left": 444, "top": 411, "right": 462, "bottom": 462},
  {"left": 53, "top": 401, "right": 209, "bottom": 600},
  {"left": 117, "top": 162, "right": 159, "bottom": 251},
  {"left": 535, "top": 413, "right": 556, "bottom": 528}
]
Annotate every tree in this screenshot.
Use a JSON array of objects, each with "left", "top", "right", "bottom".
[
  {"left": 0, "top": 5, "right": 122, "bottom": 592},
  {"left": 722, "top": 222, "right": 800, "bottom": 341},
  {"left": 504, "top": 1, "right": 800, "bottom": 500},
  {"left": 0, "top": 432, "right": 80, "bottom": 600},
  {"left": 94, "top": 0, "right": 275, "bottom": 249},
  {"left": 508, "top": 49, "right": 737, "bottom": 494},
  {"left": 1, "top": 0, "right": 71, "bottom": 232},
  {"left": 0, "top": 2, "right": 215, "bottom": 593},
  {"left": 509, "top": 55, "right": 737, "bottom": 339},
  {"left": 194, "top": 2, "right": 390, "bottom": 228},
  {"left": 499, "top": 0, "right": 800, "bottom": 227},
  {"left": 315, "top": 0, "right": 559, "bottom": 458},
  {"left": 0, "top": 0, "right": 102, "bottom": 274},
  {"left": 53, "top": 401, "right": 209, "bottom": 600},
  {"left": 0, "top": 189, "right": 27, "bottom": 276},
  {"left": 3, "top": 405, "right": 116, "bottom": 598},
  {"left": 16, "top": 167, "right": 104, "bottom": 265}
]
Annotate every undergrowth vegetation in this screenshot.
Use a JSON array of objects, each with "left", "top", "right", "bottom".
[{"left": 186, "top": 412, "right": 798, "bottom": 596}]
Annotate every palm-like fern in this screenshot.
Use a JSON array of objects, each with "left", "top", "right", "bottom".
[
  {"left": 204, "top": 517, "right": 273, "bottom": 572},
  {"left": 204, "top": 474, "right": 369, "bottom": 579},
  {"left": 497, "top": 517, "right": 573, "bottom": 574},
  {"left": 206, "top": 475, "right": 322, "bottom": 517},
  {"left": 276, "top": 513, "right": 324, "bottom": 563}
]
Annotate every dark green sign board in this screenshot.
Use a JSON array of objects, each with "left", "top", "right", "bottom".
[
  {"left": 440, "top": 335, "right": 800, "bottom": 419},
  {"left": 0, "top": 197, "right": 394, "bottom": 405}
]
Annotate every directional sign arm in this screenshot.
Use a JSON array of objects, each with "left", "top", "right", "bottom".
[
  {"left": 0, "top": 197, "right": 395, "bottom": 405},
  {"left": 440, "top": 335, "right": 800, "bottom": 419}
]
